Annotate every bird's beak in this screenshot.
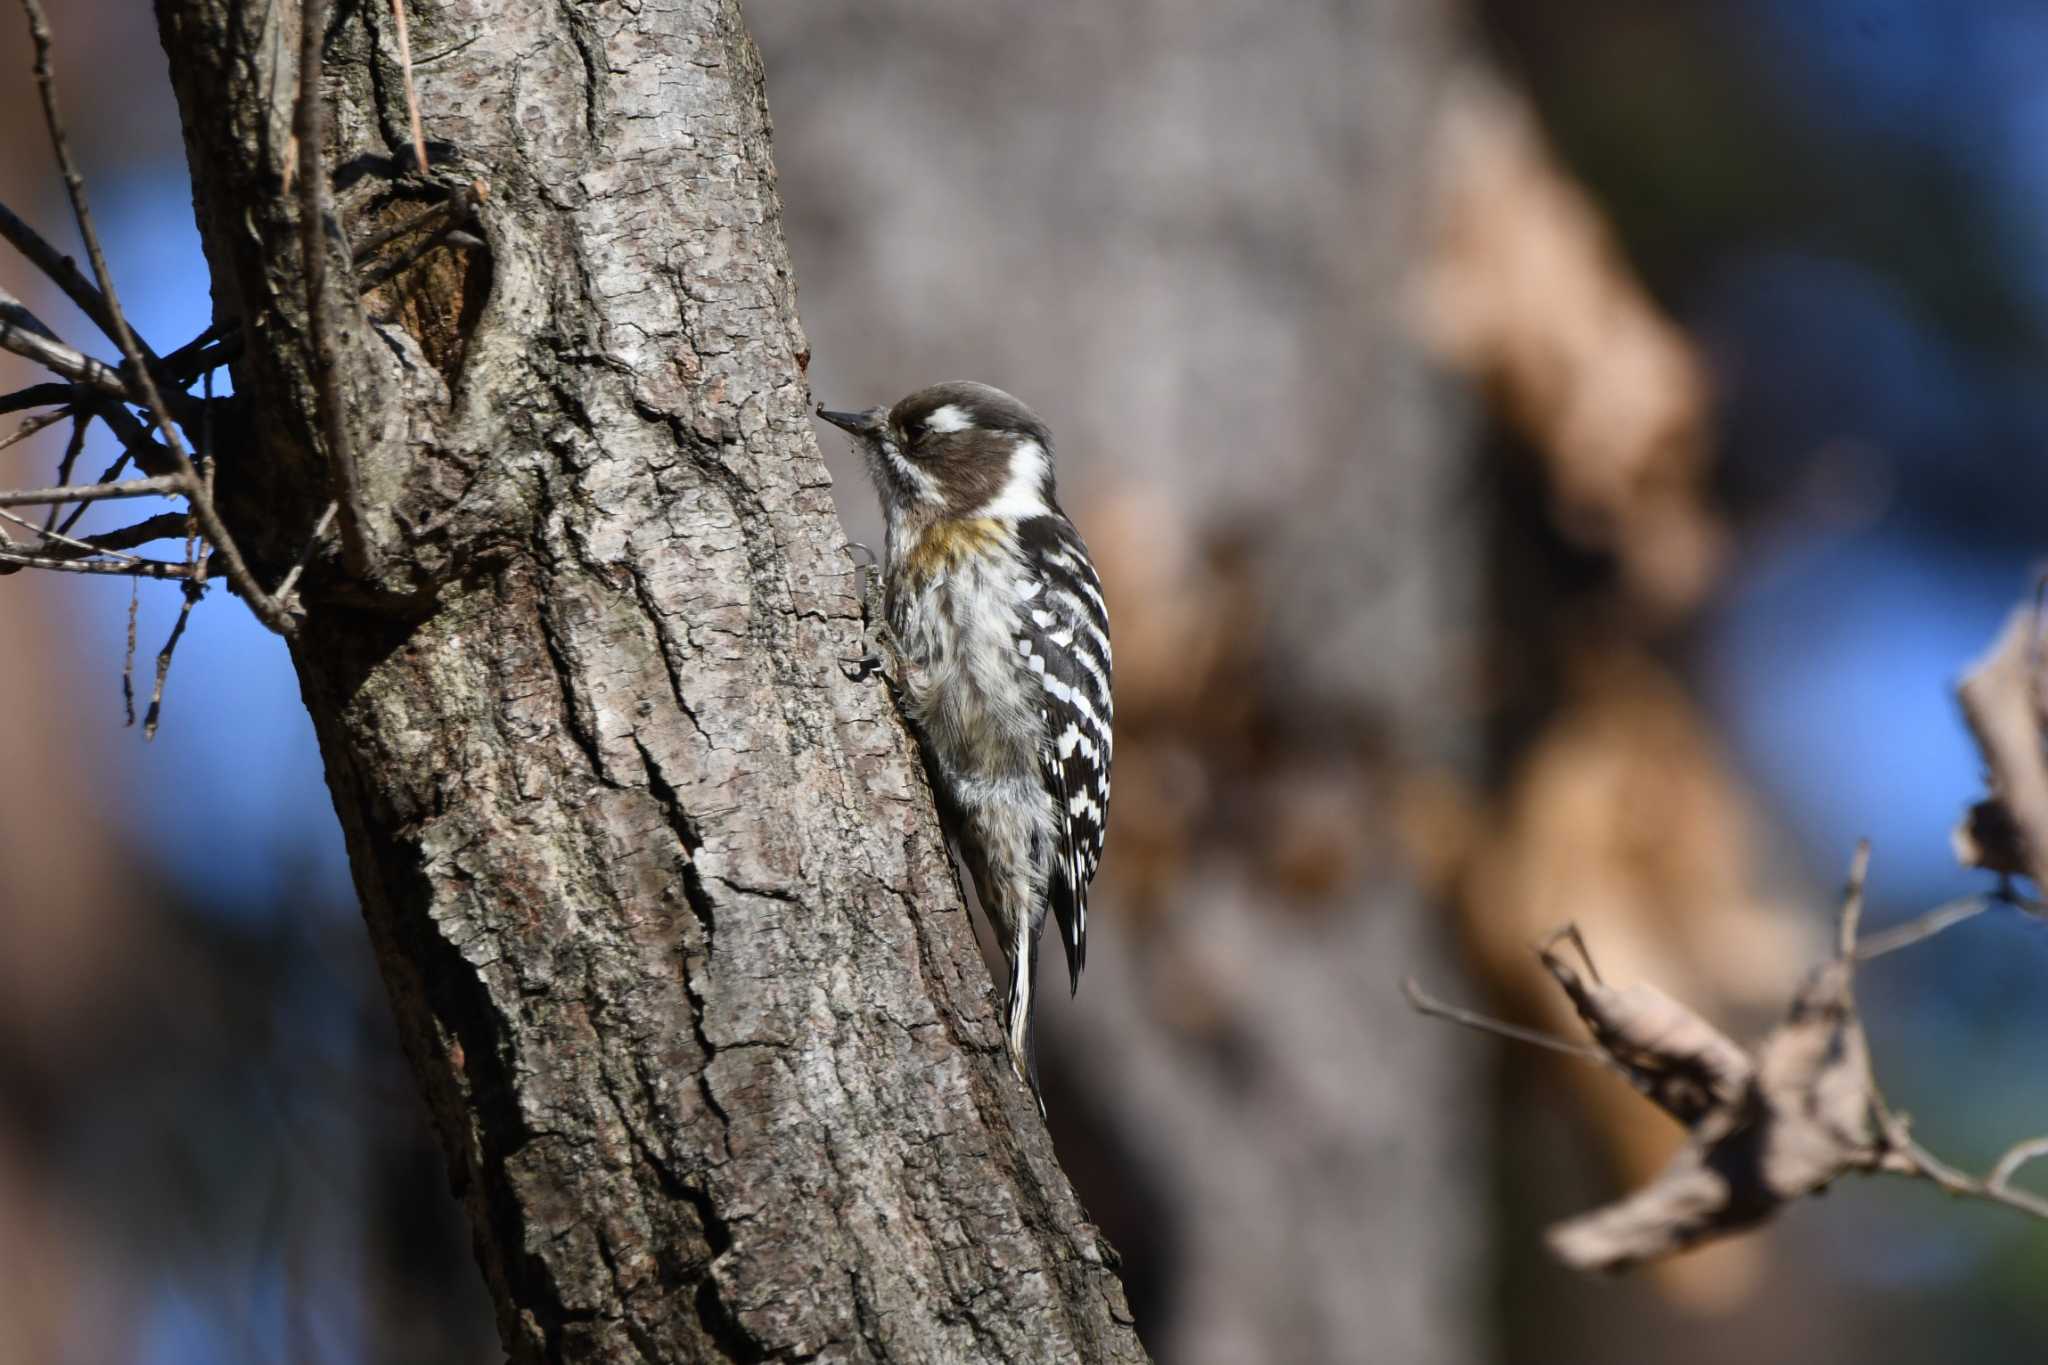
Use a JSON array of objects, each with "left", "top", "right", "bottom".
[{"left": 817, "top": 404, "right": 885, "bottom": 436}]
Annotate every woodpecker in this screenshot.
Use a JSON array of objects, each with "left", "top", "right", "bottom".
[{"left": 820, "top": 383, "right": 1112, "bottom": 1115}]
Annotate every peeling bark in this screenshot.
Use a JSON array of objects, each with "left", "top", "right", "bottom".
[{"left": 152, "top": 0, "right": 1146, "bottom": 1359}]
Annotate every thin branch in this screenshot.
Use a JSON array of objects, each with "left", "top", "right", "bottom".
[
  {"left": 0, "top": 380, "right": 76, "bottom": 415},
  {"left": 350, "top": 180, "right": 481, "bottom": 269},
  {"left": 296, "top": 0, "right": 376, "bottom": 581},
  {"left": 0, "top": 473, "right": 187, "bottom": 507},
  {"left": 1402, "top": 978, "right": 1609, "bottom": 1063},
  {"left": 1878, "top": 1132, "right": 2048, "bottom": 1222},
  {"left": 158, "top": 321, "right": 238, "bottom": 385},
  {"left": 90, "top": 512, "right": 190, "bottom": 552},
  {"left": 1841, "top": 846, "right": 2048, "bottom": 1223},
  {"left": 122, "top": 578, "right": 138, "bottom": 725},
  {"left": 386, "top": 0, "right": 429, "bottom": 173},
  {"left": 0, "top": 197, "right": 160, "bottom": 368},
  {"left": 0, "top": 503, "right": 144, "bottom": 563},
  {"left": 1, "top": 407, "right": 69, "bottom": 455},
  {"left": 142, "top": 584, "right": 200, "bottom": 739},
  {"left": 19, "top": 0, "right": 291, "bottom": 633},
  {"left": 39, "top": 409, "right": 86, "bottom": 531},
  {"left": 1537, "top": 922, "right": 1603, "bottom": 985},
  {"left": 0, "top": 290, "right": 133, "bottom": 401},
  {"left": 1854, "top": 895, "right": 1994, "bottom": 961},
  {"left": 273, "top": 499, "right": 338, "bottom": 609},
  {"left": 1989, "top": 1135, "right": 2048, "bottom": 1194},
  {"left": 0, "top": 546, "right": 194, "bottom": 577},
  {"left": 1837, "top": 837, "right": 1871, "bottom": 958},
  {"left": 354, "top": 212, "right": 473, "bottom": 293},
  {"left": 194, "top": 366, "right": 215, "bottom": 572},
  {"left": 70, "top": 396, "right": 177, "bottom": 476},
  {"left": 2, "top": 509, "right": 189, "bottom": 567},
  {"left": 350, "top": 196, "right": 454, "bottom": 264},
  {"left": 55, "top": 448, "right": 133, "bottom": 534}
]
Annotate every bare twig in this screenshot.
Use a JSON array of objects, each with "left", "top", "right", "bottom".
[
  {"left": 1854, "top": 894, "right": 1995, "bottom": 961},
  {"left": 142, "top": 584, "right": 200, "bottom": 739},
  {"left": 158, "top": 321, "right": 237, "bottom": 385},
  {"left": 1989, "top": 1135, "right": 2048, "bottom": 1195},
  {"left": 351, "top": 182, "right": 484, "bottom": 296},
  {"left": 350, "top": 192, "right": 462, "bottom": 264},
  {"left": 18, "top": 0, "right": 291, "bottom": 632},
  {"left": 0, "top": 473, "right": 187, "bottom": 507},
  {"left": 122, "top": 578, "right": 138, "bottom": 724},
  {"left": 0, "top": 198, "right": 160, "bottom": 368},
  {"left": 386, "top": 0, "right": 429, "bottom": 173},
  {"left": 4, "top": 508, "right": 188, "bottom": 564},
  {"left": 1543, "top": 922, "right": 1602, "bottom": 985},
  {"left": 194, "top": 367, "right": 215, "bottom": 571},
  {"left": 273, "top": 499, "right": 338, "bottom": 609},
  {"left": 0, "top": 288, "right": 133, "bottom": 401},
  {"left": 70, "top": 397, "right": 176, "bottom": 476},
  {"left": 1402, "top": 978, "right": 1607, "bottom": 1062},
  {"left": 1837, "top": 837, "right": 1870, "bottom": 958},
  {"left": 354, "top": 212, "right": 472, "bottom": 293},
  {"left": 0, "top": 503, "right": 144, "bottom": 563},
  {"left": 39, "top": 409, "right": 86, "bottom": 531},
  {"left": 296, "top": 0, "right": 376, "bottom": 582},
  {"left": 0, "top": 380, "right": 75, "bottom": 415},
  {"left": 1875, "top": 1130, "right": 2048, "bottom": 1222},
  {"left": 1, "top": 407, "right": 68, "bottom": 455},
  {"left": 0, "top": 546, "right": 194, "bottom": 577},
  {"left": 55, "top": 448, "right": 133, "bottom": 534}
]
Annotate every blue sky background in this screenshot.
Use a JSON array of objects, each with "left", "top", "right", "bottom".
[{"left": 19, "top": 169, "right": 355, "bottom": 921}]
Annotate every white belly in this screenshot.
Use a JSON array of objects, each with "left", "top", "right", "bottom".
[{"left": 891, "top": 553, "right": 1041, "bottom": 786}]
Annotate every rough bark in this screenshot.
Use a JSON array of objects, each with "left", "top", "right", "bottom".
[{"left": 151, "top": 1, "right": 1146, "bottom": 1360}]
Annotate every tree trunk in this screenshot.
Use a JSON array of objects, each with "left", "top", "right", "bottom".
[{"left": 151, "top": 1, "right": 1147, "bottom": 1359}]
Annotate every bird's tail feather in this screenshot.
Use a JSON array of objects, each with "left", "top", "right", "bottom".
[{"left": 1006, "top": 925, "right": 1045, "bottom": 1119}]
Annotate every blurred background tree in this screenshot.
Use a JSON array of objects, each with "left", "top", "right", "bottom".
[{"left": 2, "top": 1, "right": 2045, "bottom": 1362}]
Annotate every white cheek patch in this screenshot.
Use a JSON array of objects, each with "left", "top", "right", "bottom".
[
  {"left": 978, "top": 437, "right": 1052, "bottom": 520},
  {"left": 922, "top": 404, "right": 974, "bottom": 435},
  {"left": 884, "top": 437, "right": 942, "bottom": 503}
]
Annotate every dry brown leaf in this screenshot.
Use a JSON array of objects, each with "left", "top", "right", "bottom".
[
  {"left": 1415, "top": 70, "right": 1724, "bottom": 620},
  {"left": 1954, "top": 603, "right": 2048, "bottom": 890},
  {"left": 1461, "top": 651, "right": 1811, "bottom": 1307},
  {"left": 1546, "top": 949, "right": 1878, "bottom": 1274},
  {"left": 1538, "top": 932, "right": 1753, "bottom": 1132}
]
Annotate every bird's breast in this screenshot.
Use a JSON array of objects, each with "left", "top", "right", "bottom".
[{"left": 888, "top": 522, "right": 1039, "bottom": 782}]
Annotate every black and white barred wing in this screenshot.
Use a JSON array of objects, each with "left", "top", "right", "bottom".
[{"left": 1015, "top": 515, "right": 1113, "bottom": 994}]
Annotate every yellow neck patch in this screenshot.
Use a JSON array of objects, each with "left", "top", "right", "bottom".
[{"left": 900, "top": 517, "right": 1010, "bottom": 580}]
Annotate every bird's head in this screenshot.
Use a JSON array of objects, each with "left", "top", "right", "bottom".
[{"left": 819, "top": 381, "right": 1057, "bottom": 524}]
